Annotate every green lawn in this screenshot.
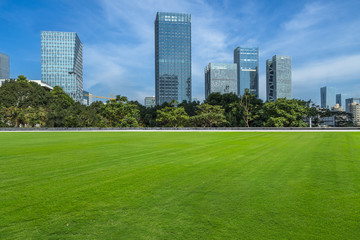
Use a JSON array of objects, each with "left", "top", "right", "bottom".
[{"left": 1, "top": 132, "right": 360, "bottom": 239}]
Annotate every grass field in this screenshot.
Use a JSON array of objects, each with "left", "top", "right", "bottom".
[{"left": 1, "top": 132, "right": 360, "bottom": 239}]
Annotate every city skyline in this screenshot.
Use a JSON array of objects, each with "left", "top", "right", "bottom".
[{"left": 1, "top": 0, "right": 360, "bottom": 105}]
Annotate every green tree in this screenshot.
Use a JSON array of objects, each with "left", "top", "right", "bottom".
[
  {"left": 101, "top": 95, "right": 140, "bottom": 127},
  {"left": 45, "top": 86, "right": 75, "bottom": 127},
  {"left": 0, "top": 77, "right": 52, "bottom": 108},
  {"left": 19, "top": 107, "right": 48, "bottom": 127},
  {"left": 178, "top": 100, "right": 200, "bottom": 116},
  {"left": 50, "top": 86, "right": 74, "bottom": 109},
  {"left": 0, "top": 106, "right": 20, "bottom": 127},
  {"left": 262, "top": 98, "right": 308, "bottom": 127},
  {"left": 190, "top": 103, "right": 228, "bottom": 127},
  {"left": 230, "top": 89, "right": 263, "bottom": 127},
  {"left": 156, "top": 103, "right": 189, "bottom": 127},
  {"left": 205, "top": 92, "right": 240, "bottom": 126}
]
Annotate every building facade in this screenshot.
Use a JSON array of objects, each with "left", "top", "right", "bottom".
[
  {"left": 266, "top": 55, "right": 292, "bottom": 101},
  {"left": 41, "top": 31, "right": 83, "bottom": 102},
  {"left": 145, "top": 97, "right": 156, "bottom": 108},
  {"left": 336, "top": 93, "right": 350, "bottom": 109},
  {"left": 155, "top": 12, "right": 191, "bottom": 105},
  {"left": 233, "top": 47, "right": 259, "bottom": 96},
  {"left": 0, "top": 52, "right": 10, "bottom": 79},
  {"left": 320, "top": 86, "right": 336, "bottom": 109},
  {"left": 205, "top": 63, "right": 237, "bottom": 99},
  {"left": 349, "top": 102, "right": 360, "bottom": 126},
  {"left": 82, "top": 90, "right": 92, "bottom": 106},
  {"left": 345, "top": 98, "right": 360, "bottom": 112}
]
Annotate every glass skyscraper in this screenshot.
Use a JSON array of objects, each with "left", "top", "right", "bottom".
[
  {"left": 233, "top": 47, "right": 259, "bottom": 96},
  {"left": 205, "top": 63, "right": 237, "bottom": 99},
  {"left": 41, "top": 31, "right": 83, "bottom": 102},
  {"left": 336, "top": 93, "right": 350, "bottom": 109},
  {"left": 0, "top": 52, "right": 10, "bottom": 79},
  {"left": 266, "top": 55, "right": 292, "bottom": 101},
  {"left": 155, "top": 12, "right": 191, "bottom": 105},
  {"left": 320, "top": 86, "right": 336, "bottom": 109}
]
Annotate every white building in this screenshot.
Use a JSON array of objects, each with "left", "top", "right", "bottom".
[{"left": 349, "top": 102, "right": 360, "bottom": 126}]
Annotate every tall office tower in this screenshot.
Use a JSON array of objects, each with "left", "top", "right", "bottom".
[
  {"left": 266, "top": 55, "right": 292, "bottom": 101},
  {"left": 234, "top": 47, "right": 259, "bottom": 96},
  {"left": 41, "top": 31, "right": 83, "bottom": 102},
  {"left": 345, "top": 98, "right": 360, "bottom": 112},
  {"left": 155, "top": 12, "right": 191, "bottom": 105},
  {"left": 204, "top": 63, "right": 237, "bottom": 99},
  {"left": 0, "top": 52, "right": 10, "bottom": 79},
  {"left": 320, "top": 86, "right": 336, "bottom": 109},
  {"left": 336, "top": 93, "right": 350, "bottom": 109}
]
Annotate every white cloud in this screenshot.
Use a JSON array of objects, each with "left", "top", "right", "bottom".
[
  {"left": 293, "top": 54, "right": 360, "bottom": 85},
  {"left": 283, "top": 2, "right": 332, "bottom": 31}
]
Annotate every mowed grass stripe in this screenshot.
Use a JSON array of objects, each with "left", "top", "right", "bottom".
[{"left": 0, "top": 132, "right": 359, "bottom": 239}]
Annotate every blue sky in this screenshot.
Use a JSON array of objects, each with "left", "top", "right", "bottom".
[{"left": 1, "top": 0, "right": 359, "bottom": 104}]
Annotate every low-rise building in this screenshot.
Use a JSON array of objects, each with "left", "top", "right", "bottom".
[{"left": 145, "top": 97, "right": 156, "bottom": 108}]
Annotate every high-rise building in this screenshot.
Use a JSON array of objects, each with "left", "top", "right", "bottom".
[
  {"left": 0, "top": 52, "right": 10, "bottom": 79},
  {"left": 345, "top": 98, "right": 360, "bottom": 112},
  {"left": 204, "top": 63, "right": 237, "bottom": 99},
  {"left": 336, "top": 93, "right": 350, "bottom": 109},
  {"left": 155, "top": 12, "right": 191, "bottom": 105},
  {"left": 41, "top": 31, "right": 83, "bottom": 102},
  {"left": 349, "top": 102, "right": 360, "bottom": 126},
  {"left": 320, "top": 86, "right": 336, "bottom": 109},
  {"left": 233, "top": 47, "right": 259, "bottom": 96},
  {"left": 144, "top": 97, "right": 156, "bottom": 108},
  {"left": 266, "top": 55, "right": 292, "bottom": 101}
]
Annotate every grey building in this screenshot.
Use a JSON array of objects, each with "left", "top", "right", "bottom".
[
  {"left": 234, "top": 47, "right": 259, "bottom": 96},
  {"left": 41, "top": 31, "right": 83, "bottom": 102},
  {"left": 205, "top": 63, "right": 237, "bottom": 99},
  {"left": 345, "top": 98, "right": 360, "bottom": 112},
  {"left": 145, "top": 97, "right": 156, "bottom": 108},
  {"left": 320, "top": 86, "right": 336, "bottom": 109},
  {"left": 266, "top": 55, "right": 292, "bottom": 101},
  {"left": 155, "top": 12, "right": 191, "bottom": 105},
  {"left": 0, "top": 52, "right": 10, "bottom": 79}
]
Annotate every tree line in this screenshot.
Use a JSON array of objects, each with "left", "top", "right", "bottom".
[{"left": 0, "top": 75, "right": 350, "bottom": 128}]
